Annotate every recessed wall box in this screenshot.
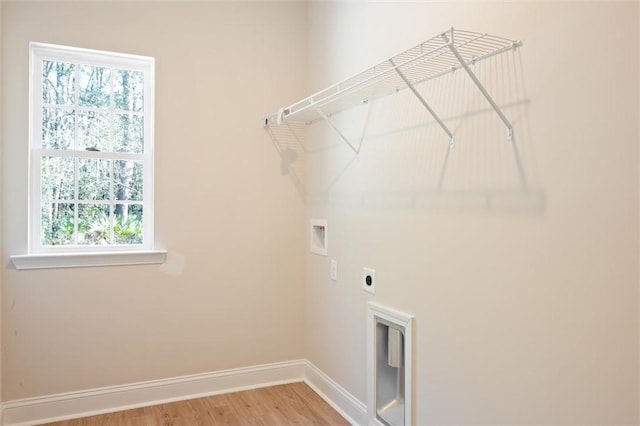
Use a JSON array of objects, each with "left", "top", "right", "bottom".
[{"left": 310, "top": 219, "right": 328, "bottom": 256}]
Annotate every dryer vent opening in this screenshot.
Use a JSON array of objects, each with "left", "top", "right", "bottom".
[{"left": 367, "top": 303, "right": 413, "bottom": 426}]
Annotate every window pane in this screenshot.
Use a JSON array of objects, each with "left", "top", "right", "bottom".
[
  {"left": 42, "top": 61, "right": 75, "bottom": 105},
  {"left": 114, "top": 204, "right": 143, "bottom": 244},
  {"left": 78, "top": 110, "right": 110, "bottom": 152},
  {"left": 78, "top": 158, "right": 111, "bottom": 200},
  {"left": 79, "top": 65, "right": 111, "bottom": 108},
  {"left": 41, "top": 202, "right": 74, "bottom": 246},
  {"left": 114, "top": 70, "right": 144, "bottom": 112},
  {"left": 42, "top": 107, "right": 75, "bottom": 149},
  {"left": 41, "top": 157, "right": 74, "bottom": 200},
  {"left": 77, "top": 203, "right": 110, "bottom": 245},
  {"left": 114, "top": 160, "right": 143, "bottom": 201},
  {"left": 114, "top": 114, "right": 143, "bottom": 153}
]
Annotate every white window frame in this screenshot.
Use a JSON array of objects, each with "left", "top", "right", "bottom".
[{"left": 11, "top": 43, "right": 166, "bottom": 269}]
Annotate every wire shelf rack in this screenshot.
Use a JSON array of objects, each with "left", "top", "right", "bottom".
[{"left": 264, "top": 28, "right": 521, "bottom": 129}]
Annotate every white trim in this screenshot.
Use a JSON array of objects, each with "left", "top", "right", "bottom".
[
  {"left": 30, "top": 42, "right": 153, "bottom": 72},
  {"left": 10, "top": 250, "right": 167, "bottom": 270},
  {"left": 0, "top": 359, "right": 368, "bottom": 426},
  {"left": 303, "top": 361, "right": 367, "bottom": 425},
  {"left": 35, "top": 148, "right": 145, "bottom": 160}
]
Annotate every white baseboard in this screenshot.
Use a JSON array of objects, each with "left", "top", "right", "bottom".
[
  {"left": 303, "top": 361, "right": 367, "bottom": 426},
  {"left": 1, "top": 359, "right": 366, "bottom": 426},
  {"left": 2, "top": 360, "right": 306, "bottom": 426}
]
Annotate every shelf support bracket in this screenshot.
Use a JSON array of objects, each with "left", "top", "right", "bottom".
[
  {"left": 315, "top": 106, "right": 364, "bottom": 155},
  {"left": 447, "top": 43, "right": 514, "bottom": 141},
  {"left": 391, "top": 60, "right": 455, "bottom": 149}
]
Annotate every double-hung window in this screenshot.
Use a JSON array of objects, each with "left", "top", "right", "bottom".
[{"left": 13, "top": 43, "right": 164, "bottom": 268}]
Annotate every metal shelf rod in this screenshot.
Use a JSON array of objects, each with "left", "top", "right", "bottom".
[
  {"left": 391, "top": 59, "right": 454, "bottom": 147},
  {"left": 315, "top": 107, "right": 361, "bottom": 154},
  {"left": 447, "top": 39, "right": 514, "bottom": 140}
]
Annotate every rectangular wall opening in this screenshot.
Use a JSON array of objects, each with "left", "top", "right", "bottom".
[{"left": 368, "top": 303, "right": 413, "bottom": 426}]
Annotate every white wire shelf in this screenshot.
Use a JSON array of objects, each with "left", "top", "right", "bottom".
[{"left": 264, "top": 27, "right": 522, "bottom": 151}]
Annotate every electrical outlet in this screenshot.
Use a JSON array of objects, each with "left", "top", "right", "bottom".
[
  {"left": 363, "top": 267, "right": 376, "bottom": 294},
  {"left": 330, "top": 259, "right": 337, "bottom": 281}
]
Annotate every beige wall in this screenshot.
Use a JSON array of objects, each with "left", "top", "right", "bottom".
[
  {"left": 1, "top": 1, "right": 307, "bottom": 400},
  {"left": 1, "top": 1, "right": 638, "bottom": 423},
  {"left": 305, "top": 2, "right": 639, "bottom": 425}
]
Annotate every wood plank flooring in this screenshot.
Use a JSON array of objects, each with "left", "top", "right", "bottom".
[{"left": 40, "top": 382, "right": 349, "bottom": 426}]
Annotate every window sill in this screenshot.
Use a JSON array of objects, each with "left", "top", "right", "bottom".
[{"left": 10, "top": 250, "right": 167, "bottom": 270}]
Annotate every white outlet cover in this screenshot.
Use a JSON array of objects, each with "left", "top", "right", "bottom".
[{"left": 363, "top": 267, "right": 376, "bottom": 294}]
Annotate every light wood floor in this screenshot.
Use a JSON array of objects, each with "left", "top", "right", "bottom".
[{"left": 40, "top": 382, "right": 349, "bottom": 426}]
